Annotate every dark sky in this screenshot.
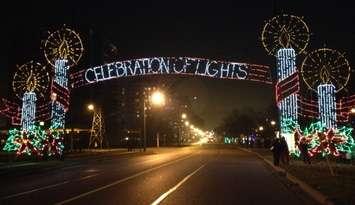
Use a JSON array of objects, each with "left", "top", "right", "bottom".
[{"left": 1, "top": 0, "right": 355, "bottom": 128}]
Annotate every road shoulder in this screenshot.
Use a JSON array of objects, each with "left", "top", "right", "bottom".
[{"left": 239, "top": 147, "right": 333, "bottom": 205}]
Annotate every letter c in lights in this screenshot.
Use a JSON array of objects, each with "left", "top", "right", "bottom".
[{"left": 85, "top": 68, "right": 96, "bottom": 83}]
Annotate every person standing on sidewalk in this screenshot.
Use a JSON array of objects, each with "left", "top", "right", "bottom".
[
  {"left": 280, "top": 137, "right": 290, "bottom": 166},
  {"left": 299, "top": 138, "right": 311, "bottom": 164},
  {"left": 271, "top": 138, "right": 281, "bottom": 166}
]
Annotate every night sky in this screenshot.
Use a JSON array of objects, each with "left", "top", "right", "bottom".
[{"left": 1, "top": 0, "right": 355, "bottom": 128}]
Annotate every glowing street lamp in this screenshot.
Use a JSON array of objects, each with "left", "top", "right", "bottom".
[
  {"left": 185, "top": 121, "right": 190, "bottom": 126},
  {"left": 150, "top": 90, "right": 166, "bottom": 107},
  {"left": 181, "top": 113, "right": 187, "bottom": 119},
  {"left": 190, "top": 125, "right": 194, "bottom": 129},
  {"left": 270, "top": 120, "right": 276, "bottom": 126},
  {"left": 87, "top": 104, "right": 94, "bottom": 111},
  {"left": 258, "top": 126, "right": 264, "bottom": 131},
  {"left": 143, "top": 90, "right": 166, "bottom": 152},
  {"left": 351, "top": 107, "right": 355, "bottom": 114}
]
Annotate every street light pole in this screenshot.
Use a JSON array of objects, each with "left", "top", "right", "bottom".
[
  {"left": 180, "top": 112, "right": 187, "bottom": 146},
  {"left": 142, "top": 89, "right": 166, "bottom": 152},
  {"left": 143, "top": 99, "right": 147, "bottom": 152}
]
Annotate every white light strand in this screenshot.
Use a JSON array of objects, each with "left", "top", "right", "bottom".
[
  {"left": 21, "top": 92, "right": 37, "bottom": 131},
  {"left": 51, "top": 59, "right": 69, "bottom": 129},
  {"left": 277, "top": 48, "right": 298, "bottom": 152},
  {"left": 317, "top": 84, "right": 337, "bottom": 129}
]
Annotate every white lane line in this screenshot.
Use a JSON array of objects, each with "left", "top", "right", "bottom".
[
  {"left": 61, "top": 165, "right": 83, "bottom": 170},
  {"left": 2, "top": 181, "right": 69, "bottom": 199},
  {"left": 78, "top": 173, "right": 100, "bottom": 181},
  {"left": 55, "top": 154, "right": 196, "bottom": 205},
  {"left": 150, "top": 164, "right": 206, "bottom": 205}
]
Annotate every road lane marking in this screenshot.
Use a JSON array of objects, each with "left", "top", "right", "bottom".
[
  {"left": 78, "top": 174, "right": 100, "bottom": 181},
  {"left": 61, "top": 165, "right": 83, "bottom": 170},
  {"left": 2, "top": 181, "right": 69, "bottom": 199},
  {"left": 150, "top": 164, "right": 206, "bottom": 205},
  {"left": 55, "top": 153, "right": 196, "bottom": 205}
]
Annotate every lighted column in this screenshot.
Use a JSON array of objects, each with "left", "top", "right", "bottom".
[
  {"left": 276, "top": 48, "right": 298, "bottom": 152},
  {"left": 21, "top": 91, "right": 37, "bottom": 130},
  {"left": 51, "top": 59, "right": 68, "bottom": 129},
  {"left": 317, "top": 84, "right": 336, "bottom": 129}
]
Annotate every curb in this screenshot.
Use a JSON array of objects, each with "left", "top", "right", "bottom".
[{"left": 239, "top": 148, "right": 334, "bottom": 205}]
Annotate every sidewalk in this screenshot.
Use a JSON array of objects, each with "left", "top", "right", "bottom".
[{"left": 241, "top": 147, "right": 355, "bottom": 205}]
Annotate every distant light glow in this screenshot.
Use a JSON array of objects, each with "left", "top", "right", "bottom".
[
  {"left": 193, "top": 137, "right": 209, "bottom": 145},
  {"left": 88, "top": 104, "right": 94, "bottom": 111},
  {"left": 181, "top": 113, "right": 187, "bottom": 119}
]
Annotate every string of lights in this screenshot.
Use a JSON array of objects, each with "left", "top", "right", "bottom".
[
  {"left": 70, "top": 57, "right": 272, "bottom": 88},
  {"left": 50, "top": 59, "right": 70, "bottom": 129},
  {"left": 21, "top": 92, "right": 37, "bottom": 131},
  {"left": 283, "top": 119, "right": 354, "bottom": 157},
  {"left": 317, "top": 84, "right": 337, "bottom": 129},
  {"left": 276, "top": 48, "right": 299, "bottom": 137}
]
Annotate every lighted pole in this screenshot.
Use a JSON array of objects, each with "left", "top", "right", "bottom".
[
  {"left": 179, "top": 113, "right": 187, "bottom": 146},
  {"left": 143, "top": 99, "right": 147, "bottom": 152},
  {"left": 143, "top": 90, "right": 165, "bottom": 152}
]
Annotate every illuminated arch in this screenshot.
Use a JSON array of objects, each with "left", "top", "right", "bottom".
[{"left": 70, "top": 57, "right": 272, "bottom": 88}]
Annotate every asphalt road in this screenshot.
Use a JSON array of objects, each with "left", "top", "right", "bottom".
[{"left": 0, "top": 145, "right": 316, "bottom": 205}]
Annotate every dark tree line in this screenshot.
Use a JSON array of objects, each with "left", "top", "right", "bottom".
[{"left": 215, "top": 105, "right": 278, "bottom": 141}]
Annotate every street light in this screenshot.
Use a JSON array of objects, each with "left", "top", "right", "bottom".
[
  {"left": 351, "top": 107, "right": 355, "bottom": 114},
  {"left": 185, "top": 121, "right": 190, "bottom": 126},
  {"left": 258, "top": 126, "right": 264, "bottom": 131},
  {"left": 88, "top": 104, "right": 94, "bottom": 111},
  {"left": 150, "top": 90, "right": 166, "bottom": 107},
  {"left": 143, "top": 90, "right": 166, "bottom": 152},
  {"left": 270, "top": 120, "right": 276, "bottom": 126},
  {"left": 181, "top": 113, "right": 187, "bottom": 119}
]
